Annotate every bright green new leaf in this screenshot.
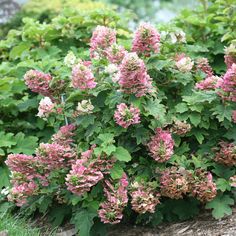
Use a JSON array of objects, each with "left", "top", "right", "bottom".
[
  {"left": 110, "top": 162, "right": 124, "bottom": 179},
  {"left": 8, "top": 132, "right": 38, "bottom": 155},
  {"left": 113, "top": 146, "right": 132, "bottom": 162},
  {"left": 206, "top": 194, "right": 234, "bottom": 219}
]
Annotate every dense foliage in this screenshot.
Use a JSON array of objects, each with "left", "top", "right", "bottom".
[
  {"left": 0, "top": 3, "right": 129, "bottom": 190},
  {"left": 0, "top": 1, "right": 235, "bottom": 236}
]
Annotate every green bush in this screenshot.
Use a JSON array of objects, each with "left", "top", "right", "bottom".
[{"left": 0, "top": 5, "right": 130, "bottom": 189}]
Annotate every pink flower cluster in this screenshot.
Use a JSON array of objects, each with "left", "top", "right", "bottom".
[
  {"left": 189, "top": 170, "right": 217, "bottom": 202},
  {"left": 130, "top": 182, "right": 160, "bottom": 214},
  {"left": 52, "top": 124, "right": 76, "bottom": 147},
  {"left": 217, "top": 63, "right": 236, "bottom": 102},
  {"left": 195, "top": 76, "right": 222, "bottom": 90},
  {"left": 195, "top": 58, "right": 224, "bottom": 91},
  {"left": 224, "top": 44, "right": 236, "bottom": 69},
  {"left": 114, "top": 103, "right": 140, "bottom": 128},
  {"left": 24, "top": 70, "right": 52, "bottom": 97},
  {"left": 196, "top": 58, "right": 213, "bottom": 77},
  {"left": 171, "top": 120, "right": 191, "bottom": 135},
  {"left": 175, "top": 53, "right": 194, "bottom": 72},
  {"left": 232, "top": 111, "right": 236, "bottom": 123},
  {"left": 37, "top": 97, "right": 55, "bottom": 118},
  {"left": 132, "top": 22, "right": 160, "bottom": 56},
  {"left": 8, "top": 181, "right": 38, "bottom": 206},
  {"left": 160, "top": 167, "right": 189, "bottom": 199},
  {"left": 225, "top": 55, "right": 236, "bottom": 69},
  {"left": 71, "top": 62, "right": 97, "bottom": 90},
  {"left": 147, "top": 128, "right": 174, "bottom": 162},
  {"left": 36, "top": 143, "right": 76, "bottom": 170},
  {"left": 105, "top": 44, "right": 127, "bottom": 64},
  {"left": 6, "top": 154, "right": 42, "bottom": 206},
  {"left": 6, "top": 154, "right": 37, "bottom": 178},
  {"left": 6, "top": 126, "right": 77, "bottom": 206},
  {"left": 214, "top": 142, "right": 236, "bottom": 166},
  {"left": 98, "top": 173, "right": 128, "bottom": 224},
  {"left": 90, "top": 26, "right": 116, "bottom": 59},
  {"left": 66, "top": 145, "right": 114, "bottom": 196},
  {"left": 229, "top": 175, "right": 236, "bottom": 188},
  {"left": 118, "top": 52, "right": 153, "bottom": 97}
]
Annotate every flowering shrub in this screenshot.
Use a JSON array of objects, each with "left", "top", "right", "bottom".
[
  {"left": 1, "top": 1, "right": 236, "bottom": 235},
  {"left": 0, "top": 5, "right": 130, "bottom": 191},
  {"left": 3, "top": 18, "right": 235, "bottom": 235}
]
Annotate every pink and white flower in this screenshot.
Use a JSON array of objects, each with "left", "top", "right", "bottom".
[
  {"left": 132, "top": 22, "right": 160, "bottom": 56},
  {"left": 90, "top": 26, "right": 116, "bottom": 59},
  {"left": 24, "top": 70, "right": 52, "bottom": 97},
  {"left": 37, "top": 97, "right": 55, "bottom": 118},
  {"left": 147, "top": 128, "right": 174, "bottom": 162},
  {"left": 114, "top": 103, "right": 140, "bottom": 128},
  {"left": 118, "top": 52, "right": 153, "bottom": 97},
  {"left": 98, "top": 173, "right": 128, "bottom": 224},
  {"left": 175, "top": 54, "right": 194, "bottom": 72},
  {"left": 71, "top": 62, "right": 97, "bottom": 90}
]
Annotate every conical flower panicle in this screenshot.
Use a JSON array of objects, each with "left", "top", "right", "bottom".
[
  {"left": 118, "top": 53, "right": 153, "bottom": 97},
  {"left": 98, "top": 173, "right": 128, "bottom": 224},
  {"left": 196, "top": 58, "right": 213, "bottom": 77},
  {"left": 147, "top": 128, "right": 174, "bottom": 162},
  {"left": 71, "top": 62, "right": 97, "bottom": 90},
  {"left": 24, "top": 70, "right": 53, "bottom": 97},
  {"left": 52, "top": 124, "right": 76, "bottom": 147},
  {"left": 217, "top": 63, "right": 236, "bottom": 102},
  {"left": 130, "top": 181, "right": 160, "bottom": 214},
  {"left": 114, "top": 103, "right": 140, "bottom": 128},
  {"left": 189, "top": 169, "right": 217, "bottom": 202},
  {"left": 65, "top": 145, "right": 114, "bottom": 196},
  {"left": 214, "top": 142, "right": 236, "bottom": 166},
  {"left": 90, "top": 26, "right": 116, "bottom": 59},
  {"left": 105, "top": 44, "right": 127, "bottom": 64},
  {"left": 160, "top": 167, "right": 189, "bottom": 199},
  {"left": 132, "top": 22, "right": 160, "bottom": 56}
]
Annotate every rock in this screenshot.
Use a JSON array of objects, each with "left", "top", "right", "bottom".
[
  {"left": 0, "top": 0, "right": 20, "bottom": 24},
  {"left": 108, "top": 208, "right": 236, "bottom": 236},
  {"left": 56, "top": 228, "right": 76, "bottom": 236},
  {"left": 0, "top": 231, "right": 8, "bottom": 236}
]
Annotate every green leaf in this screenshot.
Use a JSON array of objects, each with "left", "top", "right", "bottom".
[
  {"left": 206, "top": 194, "right": 234, "bottom": 219},
  {"left": 0, "top": 148, "right": 5, "bottom": 156},
  {"left": 71, "top": 196, "right": 83, "bottom": 206},
  {"left": 0, "top": 165, "right": 10, "bottom": 189},
  {"left": 189, "top": 113, "right": 201, "bottom": 126},
  {"left": 76, "top": 115, "right": 95, "bottom": 128},
  {"left": 8, "top": 132, "right": 38, "bottom": 155},
  {"left": 9, "top": 42, "right": 31, "bottom": 60},
  {"left": 17, "top": 97, "right": 39, "bottom": 112},
  {"left": 102, "top": 144, "right": 116, "bottom": 155},
  {"left": 211, "top": 104, "right": 232, "bottom": 122},
  {"left": 0, "top": 132, "right": 16, "bottom": 148},
  {"left": 132, "top": 127, "right": 150, "bottom": 145},
  {"left": 98, "top": 133, "right": 114, "bottom": 144},
  {"left": 194, "top": 130, "right": 204, "bottom": 144},
  {"left": 144, "top": 99, "right": 166, "bottom": 123},
  {"left": 71, "top": 209, "right": 96, "bottom": 236},
  {"left": 183, "top": 91, "right": 217, "bottom": 105},
  {"left": 48, "top": 206, "right": 71, "bottom": 227},
  {"left": 110, "top": 162, "right": 124, "bottom": 179},
  {"left": 113, "top": 146, "right": 132, "bottom": 162},
  {"left": 175, "top": 103, "right": 188, "bottom": 113},
  {"left": 216, "top": 178, "right": 231, "bottom": 192}
]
